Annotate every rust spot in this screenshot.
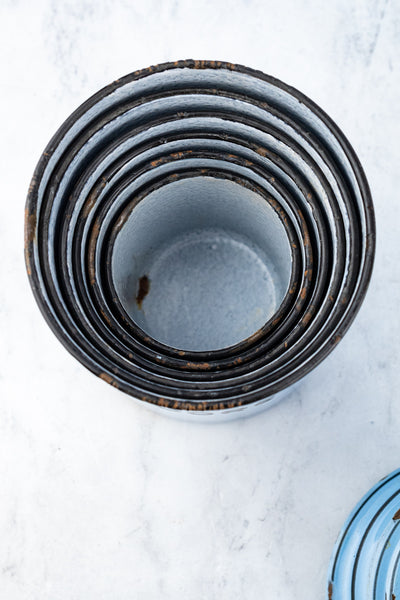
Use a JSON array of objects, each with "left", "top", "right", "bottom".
[
  {"left": 302, "top": 311, "right": 313, "bottom": 326},
  {"left": 306, "top": 192, "right": 312, "bottom": 200},
  {"left": 83, "top": 180, "right": 106, "bottom": 218},
  {"left": 83, "top": 193, "right": 97, "bottom": 219},
  {"left": 171, "top": 151, "right": 187, "bottom": 159},
  {"left": 25, "top": 209, "right": 37, "bottom": 245},
  {"left": 300, "top": 287, "right": 307, "bottom": 300},
  {"left": 303, "top": 269, "right": 312, "bottom": 282},
  {"left": 392, "top": 509, "right": 400, "bottom": 521},
  {"left": 178, "top": 351, "right": 185, "bottom": 356},
  {"left": 136, "top": 275, "right": 150, "bottom": 309},
  {"left": 328, "top": 581, "right": 333, "bottom": 600},
  {"left": 255, "top": 146, "right": 268, "bottom": 157},
  {"left": 99, "top": 373, "right": 119, "bottom": 389},
  {"left": 100, "top": 309, "right": 111, "bottom": 326},
  {"left": 185, "top": 362, "right": 210, "bottom": 370}
]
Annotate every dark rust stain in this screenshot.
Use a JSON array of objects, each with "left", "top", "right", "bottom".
[
  {"left": 136, "top": 275, "right": 150, "bottom": 309},
  {"left": 83, "top": 178, "right": 106, "bottom": 218},
  {"left": 328, "top": 581, "right": 333, "bottom": 600},
  {"left": 88, "top": 219, "right": 100, "bottom": 286},
  {"left": 25, "top": 209, "right": 37, "bottom": 245},
  {"left": 393, "top": 508, "right": 400, "bottom": 521},
  {"left": 83, "top": 193, "right": 97, "bottom": 218}
]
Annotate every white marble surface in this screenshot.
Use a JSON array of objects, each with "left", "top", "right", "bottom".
[{"left": 1, "top": 0, "right": 399, "bottom": 598}]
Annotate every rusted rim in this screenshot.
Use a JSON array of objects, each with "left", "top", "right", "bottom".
[
  {"left": 25, "top": 60, "right": 375, "bottom": 411},
  {"left": 70, "top": 126, "right": 317, "bottom": 368}
]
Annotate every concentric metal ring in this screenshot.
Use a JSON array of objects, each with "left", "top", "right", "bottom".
[{"left": 25, "top": 60, "right": 375, "bottom": 414}]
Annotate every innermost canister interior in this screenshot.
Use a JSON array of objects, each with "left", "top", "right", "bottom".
[{"left": 111, "top": 176, "right": 292, "bottom": 352}]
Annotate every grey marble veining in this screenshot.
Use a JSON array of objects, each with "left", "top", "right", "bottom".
[{"left": 1, "top": 0, "right": 399, "bottom": 598}]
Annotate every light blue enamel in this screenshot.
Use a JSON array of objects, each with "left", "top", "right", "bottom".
[{"left": 327, "top": 469, "right": 400, "bottom": 599}]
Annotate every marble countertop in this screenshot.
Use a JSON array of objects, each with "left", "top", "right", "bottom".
[{"left": 1, "top": 0, "right": 399, "bottom": 598}]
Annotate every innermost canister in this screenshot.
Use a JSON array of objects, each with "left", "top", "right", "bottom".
[{"left": 111, "top": 175, "right": 293, "bottom": 352}]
